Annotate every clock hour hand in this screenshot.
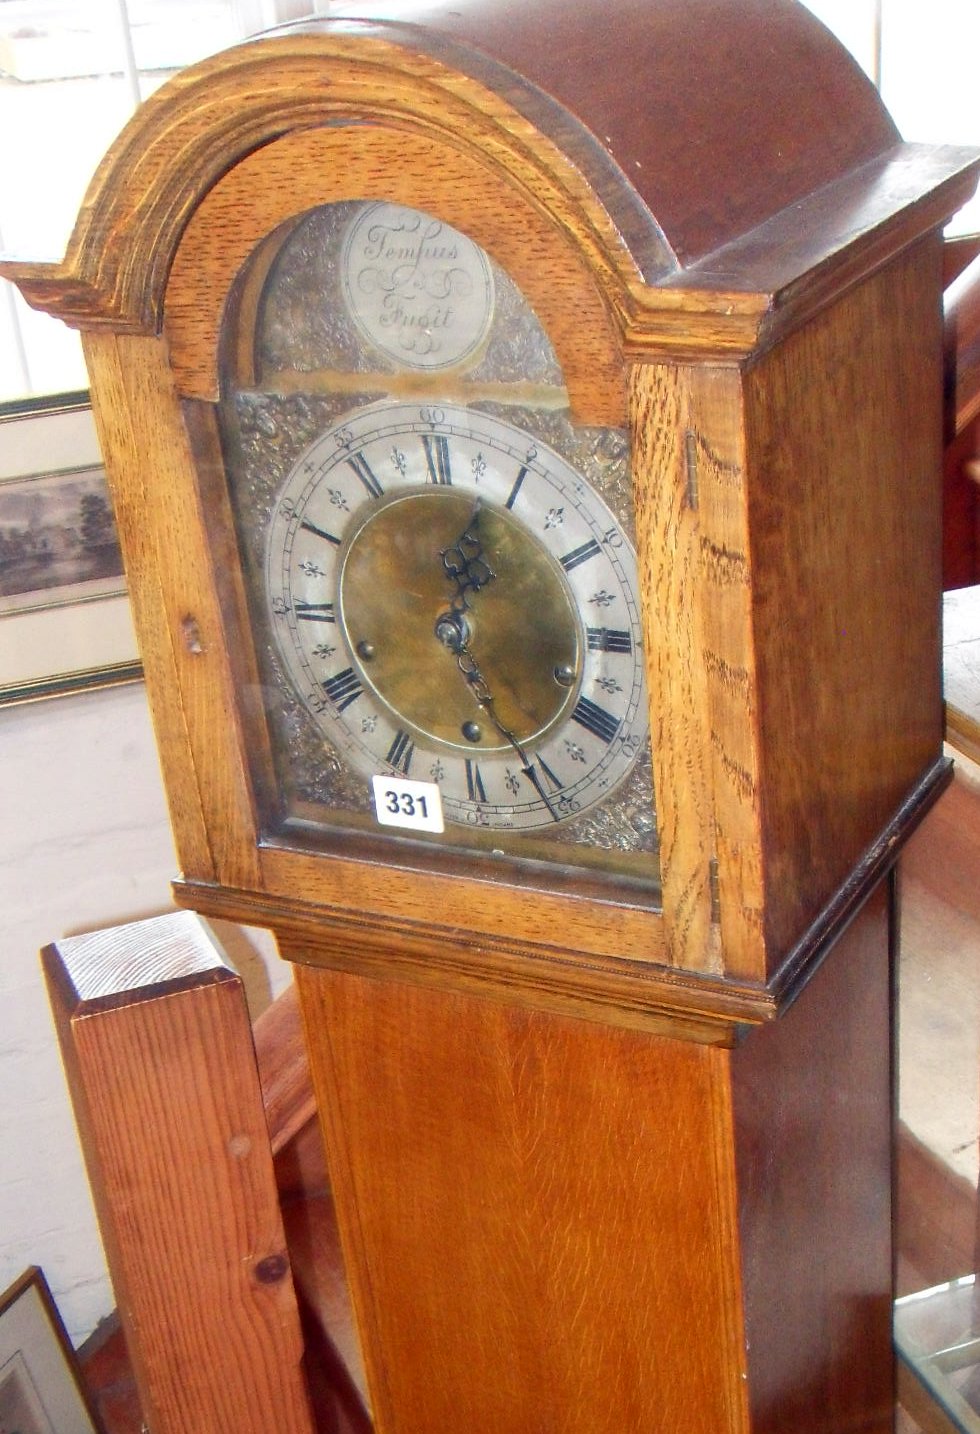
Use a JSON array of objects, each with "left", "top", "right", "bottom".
[
  {"left": 439, "top": 500, "right": 495, "bottom": 619},
  {"left": 433, "top": 498, "right": 494, "bottom": 678}
]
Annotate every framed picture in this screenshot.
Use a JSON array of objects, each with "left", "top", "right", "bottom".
[
  {"left": 0, "top": 1266, "right": 104, "bottom": 1434},
  {"left": 0, "top": 396, "right": 141, "bottom": 705}
]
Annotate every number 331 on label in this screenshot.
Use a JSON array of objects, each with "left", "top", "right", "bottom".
[{"left": 372, "top": 775, "right": 446, "bottom": 833}]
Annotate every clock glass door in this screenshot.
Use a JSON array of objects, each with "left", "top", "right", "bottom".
[{"left": 214, "top": 200, "right": 659, "bottom": 887}]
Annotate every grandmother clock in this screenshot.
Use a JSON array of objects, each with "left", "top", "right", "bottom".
[{"left": 5, "top": 2, "right": 978, "bottom": 1429}]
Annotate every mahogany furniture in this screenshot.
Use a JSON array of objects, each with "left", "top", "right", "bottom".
[{"left": 6, "top": 4, "right": 980, "bottom": 1429}]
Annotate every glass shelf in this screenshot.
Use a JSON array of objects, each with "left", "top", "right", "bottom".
[{"left": 896, "top": 1276, "right": 980, "bottom": 1432}]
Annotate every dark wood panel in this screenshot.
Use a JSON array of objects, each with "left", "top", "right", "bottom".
[
  {"left": 742, "top": 240, "right": 945, "bottom": 965},
  {"left": 731, "top": 885, "right": 895, "bottom": 1433},
  {"left": 335, "top": 0, "right": 898, "bottom": 269}
]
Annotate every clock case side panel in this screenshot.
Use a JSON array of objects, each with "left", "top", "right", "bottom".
[
  {"left": 730, "top": 881, "right": 895, "bottom": 1433},
  {"left": 81, "top": 330, "right": 265, "bottom": 892},
  {"left": 695, "top": 235, "right": 948, "bottom": 982}
]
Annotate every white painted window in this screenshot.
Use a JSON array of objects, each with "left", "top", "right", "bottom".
[
  {"left": 802, "top": 0, "right": 980, "bottom": 241},
  {"left": 0, "top": 0, "right": 328, "bottom": 402},
  {"left": 1, "top": 1, "right": 979, "bottom": 405}
]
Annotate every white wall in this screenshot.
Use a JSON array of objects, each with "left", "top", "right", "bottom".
[{"left": 0, "top": 679, "right": 288, "bottom": 1345}]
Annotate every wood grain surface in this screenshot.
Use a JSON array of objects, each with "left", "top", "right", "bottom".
[
  {"left": 296, "top": 960, "right": 750, "bottom": 1434},
  {"left": 687, "top": 364, "right": 768, "bottom": 978},
  {"left": 43, "top": 915, "right": 315, "bottom": 1434},
  {"left": 165, "top": 124, "right": 626, "bottom": 419},
  {"left": 732, "top": 884, "right": 896, "bottom": 1433},
  {"left": 81, "top": 331, "right": 263, "bottom": 890},
  {"left": 253, "top": 981, "right": 318, "bottom": 1157},
  {"left": 4, "top": 10, "right": 965, "bottom": 1429},
  {"left": 629, "top": 362, "right": 720, "bottom": 972},
  {"left": 293, "top": 880, "right": 898, "bottom": 1433},
  {"left": 740, "top": 239, "right": 946, "bottom": 968}
]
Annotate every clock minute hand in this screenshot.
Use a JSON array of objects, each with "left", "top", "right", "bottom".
[
  {"left": 435, "top": 501, "right": 561, "bottom": 823},
  {"left": 515, "top": 753, "right": 562, "bottom": 823},
  {"left": 452, "top": 639, "right": 561, "bottom": 824}
]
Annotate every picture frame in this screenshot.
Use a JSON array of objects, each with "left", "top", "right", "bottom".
[
  {"left": 0, "top": 395, "right": 142, "bottom": 705},
  {"left": 0, "top": 1266, "right": 104, "bottom": 1434}
]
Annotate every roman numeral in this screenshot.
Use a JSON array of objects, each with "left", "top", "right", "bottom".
[
  {"left": 386, "top": 729, "right": 415, "bottom": 774},
  {"left": 301, "top": 518, "right": 341, "bottom": 545},
  {"left": 586, "top": 627, "right": 633, "bottom": 654},
  {"left": 294, "top": 601, "right": 336, "bottom": 623},
  {"left": 347, "top": 453, "right": 384, "bottom": 499},
  {"left": 535, "top": 754, "right": 564, "bottom": 792},
  {"left": 465, "top": 759, "right": 487, "bottom": 803},
  {"left": 422, "top": 434, "right": 452, "bottom": 485},
  {"left": 560, "top": 538, "right": 602, "bottom": 572},
  {"left": 322, "top": 667, "right": 363, "bottom": 712},
  {"left": 505, "top": 465, "right": 529, "bottom": 510},
  {"left": 571, "top": 695, "right": 620, "bottom": 744}
]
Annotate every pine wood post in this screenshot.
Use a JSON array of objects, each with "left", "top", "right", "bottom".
[{"left": 42, "top": 911, "right": 315, "bottom": 1434}]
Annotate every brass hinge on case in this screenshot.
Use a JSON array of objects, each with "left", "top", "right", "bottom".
[
  {"left": 709, "top": 856, "right": 721, "bottom": 923},
  {"left": 684, "top": 430, "right": 699, "bottom": 510}
]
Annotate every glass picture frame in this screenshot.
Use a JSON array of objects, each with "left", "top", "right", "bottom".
[
  {"left": 0, "top": 1266, "right": 104, "bottom": 1434},
  {"left": 0, "top": 396, "right": 141, "bottom": 704}
]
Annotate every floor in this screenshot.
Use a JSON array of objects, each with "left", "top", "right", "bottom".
[{"left": 79, "top": 1319, "right": 144, "bottom": 1434}]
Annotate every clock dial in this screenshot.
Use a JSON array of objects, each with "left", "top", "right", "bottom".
[
  {"left": 218, "top": 198, "right": 658, "bottom": 878},
  {"left": 266, "top": 402, "right": 647, "bottom": 832}
]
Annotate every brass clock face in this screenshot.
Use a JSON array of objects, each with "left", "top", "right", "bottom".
[
  {"left": 218, "top": 199, "right": 658, "bottom": 880},
  {"left": 266, "top": 400, "right": 647, "bottom": 832}
]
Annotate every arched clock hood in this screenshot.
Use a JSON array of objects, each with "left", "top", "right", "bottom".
[{"left": 2, "top": 0, "right": 975, "bottom": 368}]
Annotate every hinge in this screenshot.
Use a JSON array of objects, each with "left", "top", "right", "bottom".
[
  {"left": 684, "top": 430, "right": 699, "bottom": 510},
  {"left": 709, "top": 856, "right": 721, "bottom": 924}
]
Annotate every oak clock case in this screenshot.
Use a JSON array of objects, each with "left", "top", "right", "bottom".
[
  {"left": 216, "top": 200, "right": 658, "bottom": 885},
  {"left": 6, "top": 8, "right": 980, "bottom": 1434}
]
